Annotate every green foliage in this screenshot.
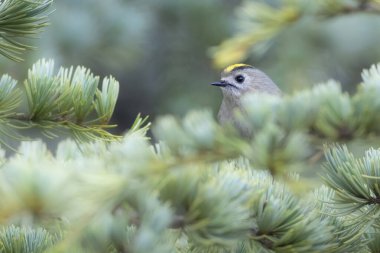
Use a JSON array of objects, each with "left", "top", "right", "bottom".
[
  {"left": 0, "top": 0, "right": 52, "bottom": 62},
  {"left": 94, "top": 76, "right": 119, "bottom": 124},
  {"left": 0, "top": 225, "right": 56, "bottom": 253},
  {"left": 313, "top": 186, "right": 369, "bottom": 253},
  {"left": 0, "top": 75, "right": 22, "bottom": 115},
  {"left": 212, "top": 0, "right": 380, "bottom": 68},
  {"left": 323, "top": 145, "right": 380, "bottom": 220},
  {"left": 0, "top": 62, "right": 378, "bottom": 252},
  {"left": 0, "top": 58, "right": 120, "bottom": 144},
  {"left": 2, "top": 1, "right": 380, "bottom": 252},
  {"left": 0, "top": 129, "right": 377, "bottom": 252}
]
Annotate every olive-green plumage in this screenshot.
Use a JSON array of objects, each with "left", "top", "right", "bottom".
[{"left": 211, "top": 64, "right": 281, "bottom": 136}]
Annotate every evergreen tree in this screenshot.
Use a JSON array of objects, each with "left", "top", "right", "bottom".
[{"left": 0, "top": 0, "right": 380, "bottom": 253}]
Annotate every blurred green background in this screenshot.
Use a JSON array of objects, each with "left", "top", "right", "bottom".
[{"left": 2, "top": 0, "right": 380, "bottom": 133}]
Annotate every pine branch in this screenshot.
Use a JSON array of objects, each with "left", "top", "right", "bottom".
[
  {"left": 312, "top": 186, "right": 369, "bottom": 252},
  {"left": 0, "top": 225, "right": 57, "bottom": 253},
  {"left": 0, "top": 120, "right": 375, "bottom": 252},
  {"left": 0, "top": 59, "right": 122, "bottom": 145},
  {"left": 212, "top": 0, "right": 380, "bottom": 67},
  {"left": 323, "top": 145, "right": 380, "bottom": 216},
  {"left": 0, "top": 0, "right": 53, "bottom": 62}
]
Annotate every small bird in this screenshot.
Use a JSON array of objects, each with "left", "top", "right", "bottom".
[{"left": 211, "top": 64, "right": 281, "bottom": 136}]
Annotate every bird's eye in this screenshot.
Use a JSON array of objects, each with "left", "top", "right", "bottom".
[{"left": 235, "top": 75, "right": 245, "bottom": 83}]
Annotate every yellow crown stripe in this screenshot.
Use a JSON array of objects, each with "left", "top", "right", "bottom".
[{"left": 223, "top": 64, "right": 253, "bottom": 73}]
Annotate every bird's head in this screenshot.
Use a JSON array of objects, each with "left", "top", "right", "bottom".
[{"left": 211, "top": 64, "right": 281, "bottom": 100}]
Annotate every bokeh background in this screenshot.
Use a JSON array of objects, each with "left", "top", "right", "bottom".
[{"left": 2, "top": 0, "right": 380, "bottom": 133}]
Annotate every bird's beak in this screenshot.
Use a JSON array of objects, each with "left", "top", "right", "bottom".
[{"left": 210, "top": 80, "right": 227, "bottom": 87}]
